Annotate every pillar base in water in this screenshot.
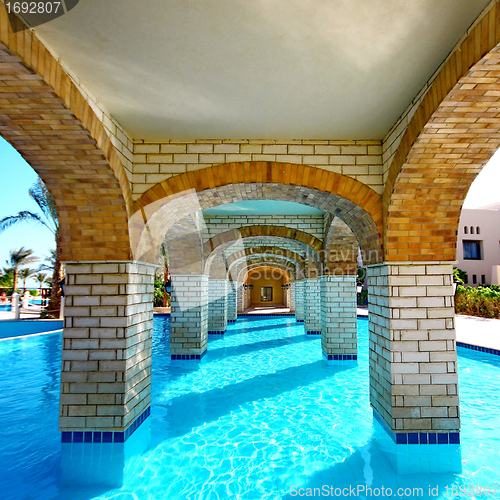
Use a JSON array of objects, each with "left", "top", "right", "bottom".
[{"left": 60, "top": 419, "right": 151, "bottom": 487}]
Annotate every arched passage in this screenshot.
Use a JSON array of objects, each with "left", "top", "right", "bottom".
[
  {"left": 130, "top": 163, "right": 383, "bottom": 265},
  {"left": 226, "top": 247, "right": 305, "bottom": 272},
  {"left": 204, "top": 225, "right": 322, "bottom": 258}
]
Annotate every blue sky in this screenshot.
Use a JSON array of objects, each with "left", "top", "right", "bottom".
[
  {"left": 1, "top": 136, "right": 500, "bottom": 287},
  {"left": 0, "top": 137, "right": 55, "bottom": 286}
]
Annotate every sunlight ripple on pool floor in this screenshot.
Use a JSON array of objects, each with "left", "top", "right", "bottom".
[{"left": 1, "top": 316, "right": 500, "bottom": 499}]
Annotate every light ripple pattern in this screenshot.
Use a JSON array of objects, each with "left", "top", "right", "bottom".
[{"left": 0, "top": 316, "right": 500, "bottom": 499}]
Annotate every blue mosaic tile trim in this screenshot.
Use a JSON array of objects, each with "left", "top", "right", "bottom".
[
  {"left": 306, "top": 330, "right": 321, "bottom": 335},
  {"left": 61, "top": 407, "right": 151, "bottom": 444},
  {"left": 171, "top": 350, "right": 207, "bottom": 360},
  {"left": 237, "top": 313, "right": 296, "bottom": 317},
  {"left": 296, "top": 319, "right": 305, "bottom": 322},
  {"left": 457, "top": 341, "right": 500, "bottom": 356},
  {"left": 208, "top": 330, "right": 226, "bottom": 335},
  {"left": 228, "top": 319, "right": 237, "bottom": 323},
  {"left": 323, "top": 352, "right": 357, "bottom": 361},
  {"left": 373, "top": 410, "right": 460, "bottom": 445}
]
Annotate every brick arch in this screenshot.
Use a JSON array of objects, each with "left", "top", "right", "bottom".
[
  {"left": 131, "top": 162, "right": 383, "bottom": 264},
  {"left": 227, "top": 252, "right": 304, "bottom": 280},
  {"left": 226, "top": 247, "right": 305, "bottom": 269},
  {"left": 324, "top": 217, "right": 359, "bottom": 275},
  {"left": 204, "top": 226, "right": 323, "bottom": 258},
  {"left": 239, "top": 263, "right": 295, "bottom": 284},
  {"left": 208, "top": 235, "right": 314, "bottom": 258},
  {"left": 0, "top": 6, "right": 132, "bottom": 261},
  {"left": 203, "top": 235, "right": 316, "bottom": 279},
  {"left": 384, "top": 4, "right": 500, "bottom": 261}
]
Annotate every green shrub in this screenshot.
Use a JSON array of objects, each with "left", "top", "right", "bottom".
[{"left": 455, "top": 285, "right": 500, "bottom": 318}]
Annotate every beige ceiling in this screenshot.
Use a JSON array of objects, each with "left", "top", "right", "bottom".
[{"left": 32, "top": 0, "right": 490, "bottom": 140}]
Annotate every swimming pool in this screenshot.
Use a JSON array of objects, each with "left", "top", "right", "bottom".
[{"left": 1, "top": 316, "right": 499, "bottom": 499}]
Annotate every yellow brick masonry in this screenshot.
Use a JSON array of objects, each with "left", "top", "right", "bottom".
[
  {"left": 382, "top": 0, "right": 499, "bottom": 184},
  {"left": 131, "top": 140, "right": 383, "bottom": 199}
]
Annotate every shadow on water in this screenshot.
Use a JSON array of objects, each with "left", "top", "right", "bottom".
[
  {"left": 227, "top": 321, "right": 298, "bottom": 335},
  {"left": 281, "top": 438, "right": 461, "bottom": 500},
  {"left": 207, "top": 334, "right": 318, "bottom": 361},
  {"left": 161, "top": 360, "right": 353, "bottom": 438}
]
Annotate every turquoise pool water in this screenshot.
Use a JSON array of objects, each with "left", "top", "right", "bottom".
[{"left": 1, "top": 316, "right": 500, "bottom": 499}]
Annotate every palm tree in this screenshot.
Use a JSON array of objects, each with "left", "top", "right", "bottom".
[
  {"left": 19, "top": 267, "right": 35, "bottom": 291},
  {"left": 34, "top": 272, "right": 47, "bottom": 305},
  {"left": 159, "top": 242, "right": 170, "bottom": 307},
  {"left": 0, "top": 178, "right": 62, "bottom": 316},
  {"left": 4, "top": 247, "right": 38, "bottom": 292},
  {"left": 34, "top": 272, "right": 47, "bottom": 289}
]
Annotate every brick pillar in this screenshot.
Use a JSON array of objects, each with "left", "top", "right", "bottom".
[
  {"left": 320, "top": 275, "right": 357, "bottom": 360},
  {"left": 170, "top": 274, "right": 208, "bottom": 360},
  {"left": 368, "top": 263, "right": 460, "bottom": 444},
  {"left": 60, "top": 261, "right": 155, "bottom": 442},
  {"left": 304, "top": 278, "right": 321, "bottom": 334},
  {"left": 227, "top": 280, "right": 238, "bottom": 322},
  {"left": 237, "top": 281, "right": 244, "bottom": 312},
  {"left": 289, "top": 282, "right": 296, "bottom": 313},
  {"left": 208, "top": 278, "right": 228, "bottom": 333},
  {"left": 295, "top": 280, "right": 304, "bottom": 322}
]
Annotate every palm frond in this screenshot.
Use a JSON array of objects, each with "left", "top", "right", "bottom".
[
  {"left": 29, "top": 179, "right": 58, "bottom": 232},
  {"left": 7, "top": 247, "right": 39, "bottom": 269},
  {"left": 0, "top": 211, "right": 54, "bottom": 234}
]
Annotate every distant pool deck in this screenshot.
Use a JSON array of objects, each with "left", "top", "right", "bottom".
[{"left": 0, "top": 306, "right": 499, "bottom": 351}]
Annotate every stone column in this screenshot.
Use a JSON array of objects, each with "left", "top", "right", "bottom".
[
  {"left": 368, "top": 263, "right": 460, "bottom": 444},
  {"left": 237, "top": 281, "right": 244, "bottom": 312},
  {"left": 289, "top": 282, "right": 296, "bottom": 313},
  {"left": 295, "top": 280, "right": 304, "bottom": 322},
  {"left": 170, "top": 274, "right": 208, "bottom": 360},
  {"left": 208, "top": 278, "right": 228, "bottom": 334},
  {"left": 60, "top": 261, "right": 155, "bottom": 442},
  {"left": 227, "top": 280, "right": 238, "bottom": 322},
  {"left": 320, "top": 275, "right": 357, "bottom": 360},
  {"left": 304, "top": 278, "right": 321, "bottom": 334}
]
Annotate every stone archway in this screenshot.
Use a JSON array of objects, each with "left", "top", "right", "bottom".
[{"left": 130, "top": 163, "right": 383, "bottom": 265}]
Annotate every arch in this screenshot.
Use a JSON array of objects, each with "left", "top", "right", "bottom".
[
  {"left": 130, "top": 163, "right": 383, "bottom": 265},
  {"left": 239, "top": 263, "right": 295, "bottom": 284},
  {"left": 225, "top": 247, "right": 305, "bottom": 269},
  {"left": 384, "top": 3, "right": 500, "bottom": 261},
  {"left": 324, "top": 217, "right": 359, "bottom": 275},
  {"left": 227, "top": 253, "right": 303, "bottom": 281},
  {"left": 204, "top": 226, "right": 323, "bottom": 257},
  {"left": 0, "top": 6, "right": 132, "bottom": 261}
]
